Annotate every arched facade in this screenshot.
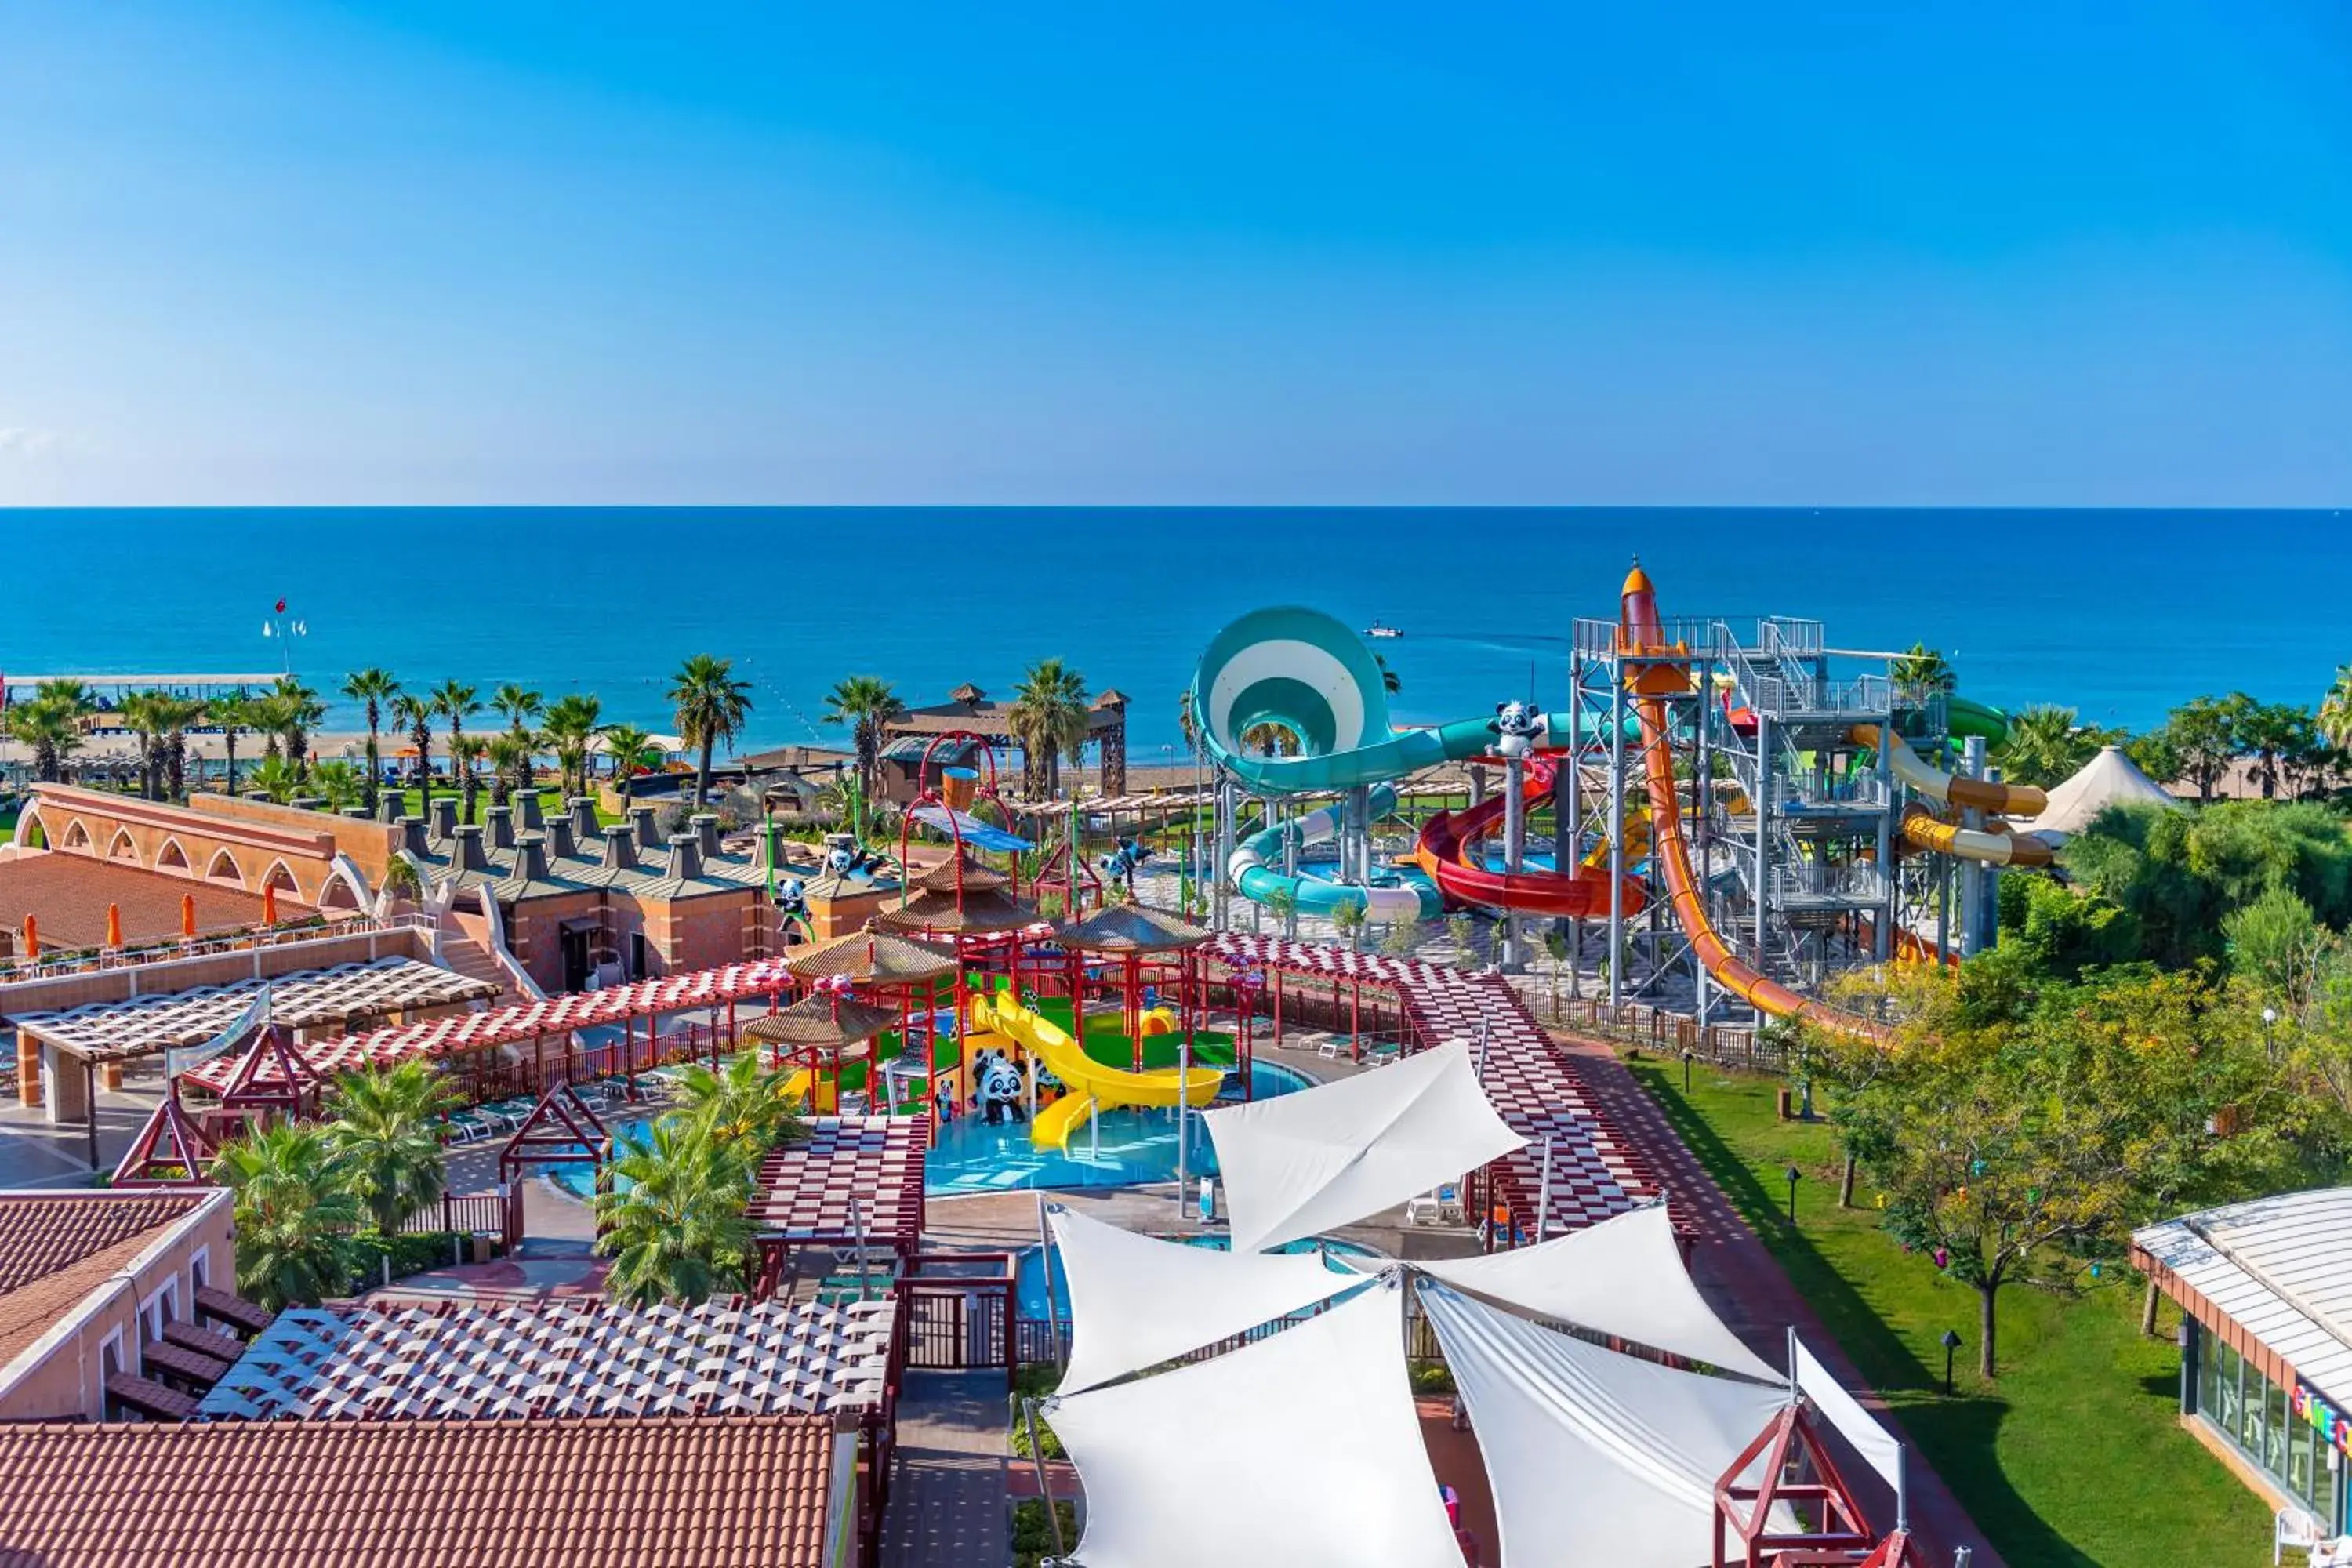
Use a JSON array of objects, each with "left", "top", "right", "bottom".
[
  {"left": 60, "top": 819, "right": 91, "bottom": 852},
  {"left": 17, "top": 784, "right": 401, "bottom": 915},
  {"left": 154, "top": 838, "right": 191, "bottom": 874},
  {"left": 106, "top": 829, "right": 140, "bottom": 864},
  {"left": 205, "top": 849, "right": 246, "bottom": 887}
]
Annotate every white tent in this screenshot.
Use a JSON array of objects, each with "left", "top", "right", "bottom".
[
  {"left": 1203, "top": 1040, "right": 1526, "bottom": 1254},
  {"left": 2015, "top": 745, "right": 2176, "bottom": 840},
  {"left": 1046, "top": 1205, "right": 1361, "bottom": 1394},
  {"left": 1047, "top": 1280, "right": 1464, "bottom": 1568},
  {"left": 1795, "top": 1337, "right": 1903, "bottom": 1492},
  {"left": 1415, "top": 1203, "right": 1782, "bottom": 1383},
  {"left": 1421, "top": 1283, "right": 1792, "bottom": 1568}
]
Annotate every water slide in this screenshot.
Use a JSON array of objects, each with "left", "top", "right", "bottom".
[
  {"left": 1620, "top": 564, "right": 1887, "bottom": 1041},
  {"left": 1196, "top": 606, "right": 1635, "bottom": 920},
  {"left": 968, "top": 989, "right": 1224, "bottom": 1152},
  {"left": 1848, "top": 725, "right": 2055, "bottom": 868},
  {"left": 1412, "top": 756, "right": 1650, "bottom": 919}
]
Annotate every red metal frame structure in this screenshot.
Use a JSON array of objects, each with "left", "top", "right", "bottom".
[
  {"left": 1711, "top": 1403, "right": 1877, "bottom": 1568},
  {"left": 111, "top": 1088, "right": 216, "bottom": 1188},
  {"left": 894, "top": 731, "right": 1021, "bottom": 900},
  {"left": 206, "top": 1022, "right": 325, "bottom": 1132},
  {"left": 495, "top": 1080, "right": 613, "bottom": 1250},
  {"left": 898, "top": 1250, "right": 1017, "bottom": 1391}
]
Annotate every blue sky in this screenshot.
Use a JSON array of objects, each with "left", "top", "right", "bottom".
[{"left": 2, "top": 2, "right": 2348, "bottom": 506}]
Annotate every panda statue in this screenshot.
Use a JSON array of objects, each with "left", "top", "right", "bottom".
[
  {"left": 1490, "top": 699, "right": 1545, "bottom": 759},
  {"left": 969, "top": 1048, "right": 1028, "bottom": 1126}
]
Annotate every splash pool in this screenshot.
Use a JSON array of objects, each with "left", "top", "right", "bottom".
[{"left": 552, "top": 1058, "right": 1317, "bottom": 1200}]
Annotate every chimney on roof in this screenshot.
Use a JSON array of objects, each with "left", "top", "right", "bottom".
[
  {"left": 546, "top": 816, "right": 576, "bottom": 860},
  {"left": 601, "top": 823, "right": 637, "bottom": 871},
  {"left": 630, "top": 804, "right": 660, "bottom": 850},
  {"left": 670, "top": 832, "right": 704, "bottom": 881},
  {"left": 516, "top": 833, "right": 550, "bottom": 883},
  {"left": 289, "top": 796, "right": 325, "bottom": 813},
  {"left": 243, "top": 790, "right": 271, "bottom": 804},
  {"left": 430, "top": 797, "right": 458, "bottom": 841},
  {"left": 342, "top": 806, "right": 372, "bottom": 820},
  {"left": 451, "top": 823, "right": 488, "bottom": 873},
  {"left": 691, "top": 811, "right": 721, "bottom": 859},
  {"left": 568, "top": 796, "right": 599, "bottom": 840},
  {"left": 378, "top": 794, "right": 403, "bottom": 823},
  {"left": 485, "top": 804, "right": 514, "bottom": 851},
  {"left": 400, "top": 817, "right": 428, "bottom": 858},
  {"left": 516, "top": 792, "right": 544, "bottom": 830}
]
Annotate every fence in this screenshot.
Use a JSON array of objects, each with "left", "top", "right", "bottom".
[
  {"left": 1537, "top": 994, "right": 1784, "bottom": 1075},
  {"left": 442, "top": 1020, "right": 739, "bottom": 1106},
  {"left": 390, "top": 1191, "right": 511, "bottom": 1238}
]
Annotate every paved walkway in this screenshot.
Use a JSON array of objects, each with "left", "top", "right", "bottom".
[
  {"left": 881, "top": 1370, "right": 1012, "bottom": 1568},
  {"left": 1549, "top": 1030, "right": 2005, "bottom": 1568}
]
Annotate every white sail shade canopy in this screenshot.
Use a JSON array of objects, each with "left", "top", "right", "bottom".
[
  {"left": 1414, "top": 1203, "right": 1781, "bottom": 1382},
  {"left": 1203, "top": 1040, "right": 1526, "bottom": 1254},
  {"left": 1795, "top": 1337, "right": 1904, "bottom": 1492},
  {"left": 1046, "top": 1205, "right": 1363, "bottom": 1395},
  {"left": 1421, "top": 1283, "right": 1792, "bottom": 1568},
  {"left": 1047, "top": 1280, "right": 1464, "bottom": 1568}
]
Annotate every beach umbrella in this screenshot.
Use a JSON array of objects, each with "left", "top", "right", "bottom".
[
  {"left": 105, "top": 903, "right": 122, "bottom": 949},
  {"left": 182, "top": 893, "right": 197, "bottom": 940},
  {"left": 262, "top": 883, "right": 278, "bottom": 925},
  {"left": 21, "top": 913, "right": 35, "bottom": 961}
]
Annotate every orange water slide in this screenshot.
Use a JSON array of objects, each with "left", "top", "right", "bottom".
[{"left": 1619, "top": 562, "right": 1887, "bottom": 1042}]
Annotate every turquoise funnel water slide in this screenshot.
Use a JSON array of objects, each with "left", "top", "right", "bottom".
[{"left": 1193, "top": 606, "right": 1570, "bottom": 920}]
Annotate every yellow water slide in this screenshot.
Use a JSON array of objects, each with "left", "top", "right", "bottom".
[
  {"left": 968, "top": 991, "right": 1225, "bottom": 1152},
  {"left": 1849, "top": 725, "right": 2054, "bottom": 868}
]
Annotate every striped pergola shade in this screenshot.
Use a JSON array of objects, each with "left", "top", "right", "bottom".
[
  {"left": 749, "top": 1116, "right": 927, "bottom": 1251},
  {"left": 13, "top": 960, "right": 501, "bottom": 1063},
  {"left": 195, "top": 1296, "right": 896, "bottom": 1421},
  {"left": 1205, "top": 932, "right": 1663, "bottom": 1236},
  {"left": 182, "top": 956, "right": 805, "bottom": 1091}
]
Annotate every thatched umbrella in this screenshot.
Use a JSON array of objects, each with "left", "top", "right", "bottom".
[
  {"left": 743, "top": 993, "right": 898, "bottom": 1112},
  {"left": 781, "top": 925, "right": 961, "bottom": 1120},
  {"left": 1054, "top": 903, "right": 1214, "bottom": 1071}
]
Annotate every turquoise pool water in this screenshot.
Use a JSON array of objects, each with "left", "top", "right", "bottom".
[
  {"left": 1014, "top": 1234, "right": 1380, "bottom": 1320},
  {"left": 551, "top": 1058, "right": 1316, "bottom": 1200}
]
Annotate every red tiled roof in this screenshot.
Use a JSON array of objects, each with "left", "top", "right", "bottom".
[
  {"left": 0, "top": 1191, "right": 213, "bottom": 1372},
  {"left": 0, "top": 1414, "right": 840, "bottom": 1568},
  {"left": 0, "top": 853, "right": 307, "bottom": 950}
]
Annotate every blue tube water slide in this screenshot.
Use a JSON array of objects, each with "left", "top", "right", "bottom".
[{"left": 1194, "top": 606, "right": 1626, "bottom": 920}]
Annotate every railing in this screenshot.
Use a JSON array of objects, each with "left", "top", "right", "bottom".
[
  {"left": 0, "top": 911, "right": 437, "bottom": 983},
  {"left": 391, "top": 1191, "right": 510, "bottom": 1237},
  {"left": 1771, "top": 864, "right": 1889, "bottom": 906},
  {"left": 441, "top": 1019, "right": 739, "bottom": 1107}
]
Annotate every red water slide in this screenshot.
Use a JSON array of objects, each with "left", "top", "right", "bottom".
[{"left": 1412, "top": 755, "right": 1650, "bottom": 919}]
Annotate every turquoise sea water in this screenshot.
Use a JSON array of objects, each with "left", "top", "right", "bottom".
[{"left": 5, "top": 508, "right": 2345, "bottom": 747}]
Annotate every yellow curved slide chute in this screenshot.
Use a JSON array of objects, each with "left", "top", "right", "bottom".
[
  {"left": 969, "top": 991, "right": 1225, "bottom": 1152},
  {"left": 1849, "top": 724, "right": 2053, "bottom": 867},
  {"left": 1897, "top": 804, "right": 2053, "bottom": 868}
]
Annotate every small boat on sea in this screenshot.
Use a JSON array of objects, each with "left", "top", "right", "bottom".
[{"left": 1363, "top": 619, "right": 1404, "bottom": 640}]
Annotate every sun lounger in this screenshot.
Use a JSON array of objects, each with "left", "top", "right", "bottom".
[{"left": 1406, "top": 1190, "right": 1446, "bottom": 1226}]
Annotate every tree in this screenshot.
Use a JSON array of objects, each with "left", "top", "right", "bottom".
[
  {"left": 1994, "top": 704, "right": 2092, "bottom": 788},
  {"left": 1889, "top": 644, "right": 1957, "bottom": 705},
  {"left": 492, "top": 683, "right": 543, "bottom": 736},
  {"left": 246, "top": 754, "right": 303, "bottom": 804},
  {"left": 540, "top": 693, "right": 604, "bottom": 798},
  {"left": 2063, "top": 800, "right": 2352, "bottom": 969},
  {"left": 2165, "top": 694, "right": 2249, "bottom": 804},
  {"left": 214, "top": 1122, "right": 363, "bottom": 1310},
  {"left": 157, "top": 695, "right": 203, "bottom": 800},
  {"left": 1263, "top": 884, "right": 1298, "bottom": 939},
  {"left": 669, "top": 654, "right": 753, "bottom": 808},
  {"left": 208, "top": 688, "right": 257, "bottom": 796},
  {"left": 2223, "top": 887, "right": 2324, "bottom": 1014},
  {"left": 821, "top": 677, "right": 904, "bottom": 805},
  {"left": 1176, "top": 689, "right": 1200, "bottom": 752},
  {"left": 2319, "top": 666, "right": 2352, "bottom": 750},
  {"left": 600, "top": 723, "right": 659, "bottom": 808},
  {"left": 324, "top": 1062, "right": 456, "bottom": 1236},
  {"left": 2, "top": 685, "right": 89, "bottom": 784},
  {"left": 593, "top": 1116, "right": 757, "bottom": 1305},
  {"left": 312, "top": 760, "right": 365, "bottom": 813},
  {"left": 2124, "top": 724, "right": 2183, "bottom": 790},
  {"left": 120, "top": 691, "right": 169, "bottom": 800},
  {"left": 451, "top": 733, "right": 487, "bottom": 823},
  {"left": 485, "top": 734, "right": 534, "bottom": 808},
  {"left": 430, "top": 680, "right": 481, "bottom": 799},
  {"left": 1241, "top": 723, "right": 1299, "bottom": 757},
  {"left": 269, "top": 675, "right": 325, "bottom": 778},
  {"left": 391, "top": 693, "right": 434, "bottom": 815},
  {"left": 340, "top": 669, "right": 401, "bottom": 811},
  {"left": 1329, "top": 898, "right": 1367, "bottom": 953},
  {"left": 2237, "top": 700, "right": 2314, "bottom": 800},
  {"left": 671, "top": 1051, "right": 811, "bottom": 1150},
  {"left": 1008, "top": 659, "right": 1091, "bottom": 799},
  {"left": 1541, "top": 927, "right": 1570, "bottom": 1017}
]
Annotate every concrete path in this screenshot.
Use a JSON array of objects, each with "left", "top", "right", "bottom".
[
  {"left": 1550, "top": 1030, "right": 2005, "bottom": 1568},
  {"left": 881, "top": 1370, "right": 1012, "bottom": 1568}
]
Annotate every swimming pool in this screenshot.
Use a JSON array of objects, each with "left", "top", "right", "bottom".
[
  {"left": 1013, "top": 1233, "right": 1381, "bottom": 1321},
  {"left": 550, "top": 1058, "right": 1317, "bottom": 1200}
]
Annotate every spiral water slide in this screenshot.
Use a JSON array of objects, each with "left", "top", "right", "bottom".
[
  {"left": 1411, "top": 756, "right": 1650, "bottom": 919},
  {"left": 1620, "top": 565, "right": 1887, "bottom": 1040}
]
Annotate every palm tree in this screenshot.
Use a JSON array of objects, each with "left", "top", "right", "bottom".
[
  {"left": 270, "top": 676, "right": 325, "bottom": 778},
  {"left": 492, "top": 683, "right": 543, "bottom": 736},
  {"left": 1241, "top": 722, "right": 1299, "bottom": 757},
  {"left": 391, "top": 693, "right": 434, "bottom": 815},
  {"left": 451, "top": 734, "right": 488, "bottom": 822},
  {"left": 485, "top": 734, "right": 533, "bottom": 808},
  {"left": 120, "top": 691, "right": 169, "bottom": 800},
  {"left": 312, "top": 760, "right": 365, "bottom": 812},
  {"left": 2, "top": 685, "right": 90, "bottom": 784},
  {"left": 2319, "top": 666, "right": 2352, "bottom": 750},
  {"left": 540, "top": 694, "right": 604, "bottom": 799},
  {"left": 246, "top": 755, "right": 303, "bottom": 804},
  {"left": 1008, "top": 658, "right": 1090, "bottom": 799},
  {"left": 600, "top": 724, "right": 659, "bottom": 808},
  {"left": 1176, "top": 689, "right": 1200, "bottom": 752},
  {"left": 158, "top": 695, "right": 205, "bottom": 799},
  {"left": 430, "top": 680, "right": 480, "bottom": 785},
  {"left": 1992, "top": 704, "right": 2090, "bottom": 789},
  {"left": 324, "top": 1062, "right": 456, "bottom": 1236},
  {"left": 1889, "top": 644, "right": 1957, "bottom": 705},
  {"left": 214, "top": 1122, "right": 363, "bottom": 1310},
  {"left": 2238, "top": 701, "right": 2314, "bottom": 800},
  {"left": 340, "top": 669, "right": 401, "bottom": 811},
  {"left": 669, "top": 655, "right": 753, "bottom": 808},
  {"left": 208, "top": 688, "right": 256, "bottom": 796},
  {"left": 593, "top": 1116, "right": 757, "bottom": 1306},
  {"left": 821, "top": 677, "right": 904, "bottom": 804},
  {"left": 671, "top": 1051, "right": 811, "bottom": 1150}
]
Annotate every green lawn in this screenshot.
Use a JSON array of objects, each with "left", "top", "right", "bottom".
[{"left": 1623, "top": 1054, "right": 2271, "bottom": 1567}]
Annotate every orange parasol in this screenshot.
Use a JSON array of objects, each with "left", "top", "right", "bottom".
[
  {"left": 22, "top": 913, "right": 36, "bottom": 961},
  {"left": 262, "top": 883, "right": 278, "bottom": 924},
  {"left": 105, "top": 903, "right": 122, "bottom": 949},
  {"left": 182, "top": 892, "right": 197, "bottom": 940}
]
